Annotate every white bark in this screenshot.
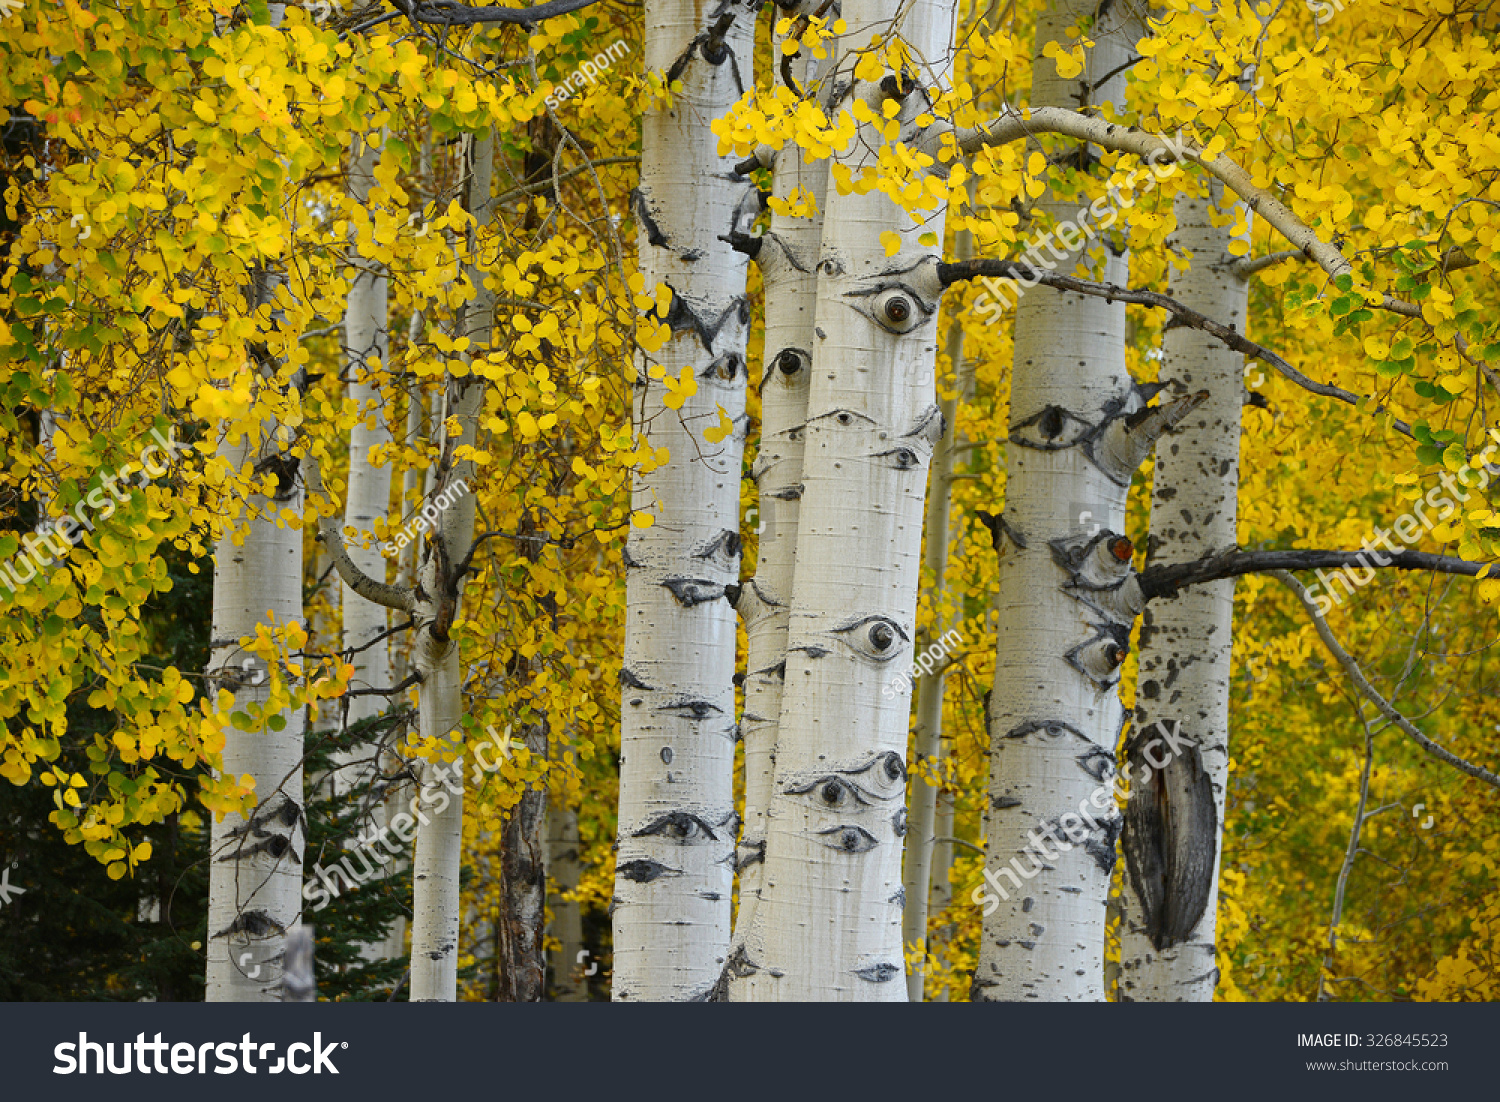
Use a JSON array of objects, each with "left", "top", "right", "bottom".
[
  {"left": 734, "top": 0, "right": 958, "bottom": 1000},
  {"left": 204, "top": 0, "right": 304, "bottom": 1005},
  {"left": 611, "top": 0, "right": 756, "bottom": 1001},
  {"left": 723, "top": 12, "right": 830, "bottom": 995},
  {"left": 902, "top": 234, "right": 971, "bottom": 1001},
  {"left": 975, "top": 0, "right": 1149, "bottom": 1002},
  {"left": 332, "top": 132, "right": 402, "bottom": 964},
  {"left": 206, "top": 421, "right": 306, "bottom": 1002},
  {"left": 1117, "top": 184, "right": 1249, "bottom": 1001},
  {"left": 338, "top": 130, "right": 393, "bottom": 780},
  {"left": 407, "top": 131, "right": 492, "bottom": 1002}
]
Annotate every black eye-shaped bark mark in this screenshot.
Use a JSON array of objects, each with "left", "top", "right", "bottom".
[
  {"left": 620, "top": 667, "right": 655, "bottom": 691},
  {"left": 1003, "top": 719, "right": 1090, "bottom": 742},
  {"left": 831, "top": 614, "right": 910, "bottom": 663},
  {"left": 630, "top": 187, "right": 669, "bottom": 248},
  {"left": 816, "top": 825, "right": 879, "bottom": 854},
  {"left": 785, "top": 774, "right": 877, "bottom": 809},
  {"left": 840, "top": 749, "right": 907, "bottom": 787},
  {"left": 1086, "top": 813, "right": 1123, "bottom": 876},
  {"left": 874, "top": 446, "right": 922, "bottom": 471},
  {"left": 1010, "top": 404, "right": 1095, "bottom": 451},
  {"left": 656, "top": 699, "right": 723, "bottom": 721},
  {"left": 622, "top": 544, "right": 643, "bottom": 568},
  {"left": 888, "top": 887, "right": 905, "bottom": 906},
  {"left": 1050, "top": 531, "right": 1134, "bottom": 588},
  {"left": 975, "top": 509, "right": 1027, "bottom": 553},
  {"left": 769, "top": 483, "right": 803, "bottom": 502},
  {"left": 735, "top": 839, "right": 766, "bottom": 872},
  {"left": 648, "top": 284, "right": 751, "bottom": 354},
  {"left": 661, "top": 577, "right": 726, "bottom": 607},
  {"left": 789, "top": 644, "right": 832, "bottom": 660},
  {"left": 892, "top": 808, "right": 908, "bottom": 837},
  {"left": 618, "top": 858, "right": 679, "bottom": 883},
  {"left": 704, "top": 352, "right": 745, "bottom": 385},
  {"left": 1076, "top": 746, "right": 1116, "bottom": 783},
  {"left": 853, "top": 962, "right": 901, "bottom": 983},
  {"left": 771, "top": 347, "right": 810, "bottom": 380},
  {"left": 844, "top": 281, "right": 936, "bottom": 334},
  {"left": 1065, "top": 623, "right": 1132, "bottom": 690},
  {"left": 809, "top": 407, "right": 878, "bottom": 431},
  {"left": 903, "top": 403, "right": 946, "bottom": 446},
  {"left": 693, "top": 529, "right": 742, "bottom": 565},
  {"left": 632, "top": 810, "right": 719, "bottom": 844}
]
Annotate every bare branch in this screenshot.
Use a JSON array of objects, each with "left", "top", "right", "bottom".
[
  {"left": 1273, "top": 570, "right": 1500, "bottom": 791},
  {"left": 950, "top": 107, "right": 1423, "bottom": 319},
  {"left": 406, "top": 0, "right": 614, "bottom": 28},
  {"left": 1138, "top": 547, "right": 1493, "bottom": 603},
  {"left": 302, "top": 450, "right": 417, "bottom": 614},
  {"left": 937, "top": 259, "right": 1415, "bottom": 439}
]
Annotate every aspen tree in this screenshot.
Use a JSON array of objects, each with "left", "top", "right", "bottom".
[
  {"left": 1117, "top": 184, "right": 1249, "bottom": 1002},
  {"left": 734, "top": 0, "right": 959, "bottom": 1000},
  {"left": 611, "top": 0, "right": 757, "bottom": 1001}
]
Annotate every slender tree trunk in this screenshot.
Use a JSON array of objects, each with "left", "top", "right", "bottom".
[
  {"left": 547, "top": 805, "right": 588, "bottom": 1001},
  {"left": 722, "top": 9, "right": 830, "bottom": 995},
  {"left": 976, "top": 0, "right": 1155, "bottom": 1002},
  {"left": 203, "top": 0, "right": 306, "bottom": 1005},
  {"left": 407, "top": 131, "right": 493, "bottom": 1002},
  {"left": 338, "top": 130, "right": 393, "bottom": 780},
  {"left": 929, "top": 787, "right": 955, "bottom": 1000},
  {"left": 334, "top": 131, "right": 400, "bottom": 964},
  {"left": 205, "top": 404, "right": 306, "bottom": 1001},
  {"left": 1116, "top": 184, "right": 1249, "bottom": 1001},
  {"left": 611, "top": 0, "right": 756, "bottom": 1001},
  {"left": 735, "top": 0, "right": 958, "bottom": 1000},
  {"left": 902, "top": 229, "right": 971, "bottom": 1001}
]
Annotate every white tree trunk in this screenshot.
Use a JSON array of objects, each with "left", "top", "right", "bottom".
[
  {"left": 722, "top": 13, "right": 831, "bottom": 994},
  {"left": 734, "top": 0, "right": 958, "bottom": 1000},
  {"left": 611, "top": 0, "right": 756, "bottom": 1001},
  {"left": 547, "top": 806, "right": 589, "bottom": 1001},
  {"left": 975, "top": 0, "right": 1150, "bottom": 1002},
  {"left": 1116, "top": 184, "right": 1249, "bottom": 1001},
  {"left": 206, "top": 422, "right": 306, "bottom": 1002},
  {"left": 333, "top": 132, "right": 401, "bottom": 964},
  {"left": 408, "top": 131, "right": 492, "bottom": 1002},
  {"left": 902, "top": 235, "right": 970, "bottom": 1001},
  {"left": 339, "top": 130, "right": 393, "bottom": 777}
]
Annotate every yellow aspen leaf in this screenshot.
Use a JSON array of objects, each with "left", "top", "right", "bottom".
[{"left": 704, "top": 405, "right": 734, "bottom": 442}]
